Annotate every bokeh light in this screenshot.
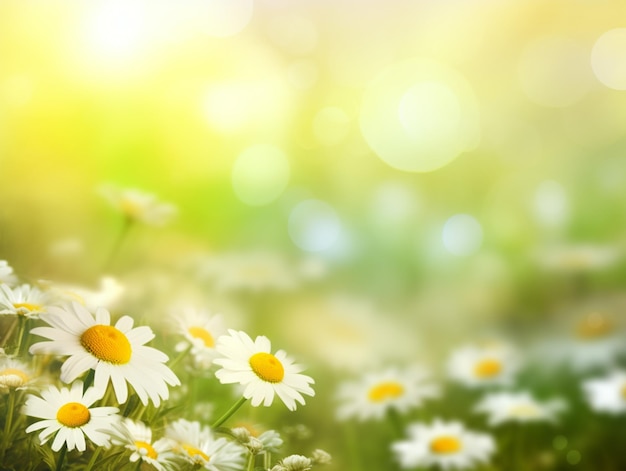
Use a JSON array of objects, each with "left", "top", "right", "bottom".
[
  {"left": 442, "top": 214, "right": 483, "bottom": 256},
  {"left": 591, "top": 28, "right": 626, "bottom": 90},
  {"left": 232, "top": 144, "right": 290, "bottom": 206},
  {"left": 288, "top": 199, "right": 342, "bottom": 253},
  {"left": 360, "top": 59, "right": 480, "bottom": 173}
]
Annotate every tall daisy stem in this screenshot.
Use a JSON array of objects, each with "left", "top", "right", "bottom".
[
  {"left": 343, "top": 422, "right": 361, "bottom": 471},
  {"left": 84, "top": 447, "right": 101, "bottom": 471},
  {"left": 246, "top": 451, "right": 255, "bottom": 471},
  {"left": 387, "top": 408, "right": 405, "bottom": 437},
  {"left": 0, "top": 318, "right": 17, "bottom": 349},
  {"left": 0, "top": 389, "right": 16, "bottom": 459},
  {"left": 14, "top": 315, "right": 27, "bottom": 356},
  {"left": 168, "top": 344, "right": 192, "bottom": 370},
  {"left": 56, "top": 444, "right": 67, "bottom": 471},
  {"left": 103, "top": 218, "right": 133, "bottom": 272},
  {"left": 211, "top": 396, "right": 248, "bottom": 428}
]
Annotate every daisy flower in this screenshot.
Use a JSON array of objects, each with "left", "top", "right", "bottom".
[
  {"left": 173, "top": 306, "right": 226, "bottom": 369},
  {"left": 474, "top": 391, "right": 567, "bottom": 426},
  {"left": 100, "top": 184, "right": 177, "bottom": 226},
  {"left": 532, "top": 311, "right": 625, "bottom": 373},
  {"left": 165, "top": 418, "right": 245, "bottom": 471},
  {"left": 336, "top": 366, "right": 439, "bottom": 421},
  {"left": 196, "top": 251, "right": 297, "bottom": 293},
  {"left": 0, "top": 260, "right": 18, "bottom": 286},
  {"left": 535, "top": 243, "right": 620, "bottom": 274},
  {"left": 0, "top": 357, "right": 35, "bottom": 393},
  {"left": 46, "top": 276, "right": 125, "bottom": 312},
  {"left": 213, "top": 330, "right": 315, "bottom": 411},
  {"left": 29, "top": 302, "right": 180, "bottom": 406},
  {"left": 23, "top": 381, "right": 119, "bottom": 452},
  {"left": 392, "top": 419, "right": 495, "bottom": 470},
  {"left": 0, "top": 284, "right": 52, "bottom": 318},
  {"left": 231, "top": 424, "right": 283, "bottom": 454},
  {"left": 272, "top": 455, "right": 312, "bottom": 471},
  {"left": 447, "top": 342, "right": 520, "bottom": 389},
  {"left": 582, "top": 370, "right": 626, "bottom": 414},
  {"left": 112, "top": 418, "right": 177, "bottom": 471}
]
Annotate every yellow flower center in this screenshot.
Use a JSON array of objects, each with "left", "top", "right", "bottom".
[
  {"left": 509, "top": 404, "right": 540, "bottom": 418},
  {"left": 121, "top": 199, "right": 143, "bottom": 219},
  {"left": 13, "top": 302, "right": 42, "bottom": 313},
  {"left": 430, "top": 435, "right": 462, "bottom": 454},
  {"left": 621, "top": 383, "right": 626, "bottom": 399},
  {"left": 0, "top": 368, "right": 28, "bottom": 387},
  {"left": 473, "top": 358, "right": 502, "bottom": 378},
  {"left": 249, "top": 352, "right": 284, "bottom": 383},
  {"left": 575, "top": 313, "right": 613, "bottom": 339},
  {"left": 367, "top": 381, "right": 405, "bottom": 402},
  {"left": 188, "top": 326, "right": 215, "bottom": 348},
  {"left": 80, "top": 324, "right": 132, "bottom": 364},
  {"left": 56, "top": 402, "right": 90, "bottom": 427},
  {"left": 135, "top": 441, "right": 158, "bottom": 460},
  {"left": 182, "top": 444, "right": 210, "bottom": 462},
  {"left": 0, "top": 368, "right": 28, "bottom": 384}
]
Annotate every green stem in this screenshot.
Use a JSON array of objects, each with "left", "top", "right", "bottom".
[
  {"left": 84, "top": 447, "right": 101, "bottom": 471},
  {"left": 211, "top": 396, "right": 248, "bottom": 428},
  {"left": 343, "top": 422, "right": 361, "bottom": 471},
  {"left": 0, "top": 317, "right": 18, "bottom": 349},
  {"left": 103, "top": 218, "right": 133, "bottom": 272},
  {"left": 56, "top": 444, "right": 67, "bottom": 471},
  {"left": 0, "top": 389, "right": 16, "bottom": 459},
  {"left": 168, "top": 343, "right": 192, "bottom": 371},
  {"left": 246, "top": 451, "right": 255, "bottom": 471},
  {"left": 387, "top": 408, "right": 404, "bottom": 437},
  {"left": 132, "top": 403, "right": 147, "bottom": 421},
  {"left": 14, "top": 315, "right": 27, "bottom": 356},
  {"left": 264, "top": 451, "right": 271, "bottom": 470}
]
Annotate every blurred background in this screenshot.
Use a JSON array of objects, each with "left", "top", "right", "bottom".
[{"left": 1, "top": 0, "right": 626, "bottom": 469}]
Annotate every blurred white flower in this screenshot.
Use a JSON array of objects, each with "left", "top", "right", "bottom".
[
  {"left": 0, "top": 358, "right": 36, "bottom": 393},
  {"left": 392, "top": 419, "right": 495, "bottom": 470},
  {"left": 535, "top": 243, "right": 621, "bottom": 273},
  {"left": 272, "top": 454, "right": 312, "bottom": 471},
  {"left": 582, "top": 370, "right": 626, "bottom": 414},
  {"left": 165, "top": 418, "right": 245, "bottom": 470},
  {"left": 447, "top": 342, "right": 521, "bottom": 389},
  {"left": 231, "top": 424, "right": 283, "bottom": 453},
  {"left": 282, "top": 296, "right": 420, "bottom": 372},
  {"left": 173, "top": 306, "right": 227, "bottom": 369},
  {"left": 0, "top": 284, "right": 52, "bottom": 318},
  {"left": 44, "top": 276, "right": 125, "bottom": 312},
  {"left": 336, "top": 366, "right": 439, "bottom": 421},
  {"left": 532, "top": 311, "right": 625, "bottom": 373},
  {"left": 196, "top": 251, "right": 298, "bottom": 293},
  {"left": 100, "top": 184, "right": 177, "bottom": 226},
  {"left": 310, "top": 449, "right": 332, "bottom": 465},
  {"left": 111, "top": 418, "right": 177, "bottom": 471},
  {"left": 0, "top": 260, "right": 18, "bottom": 286},
  {"left": 474, "top": 391, "right": 567, "bottom": 426}
]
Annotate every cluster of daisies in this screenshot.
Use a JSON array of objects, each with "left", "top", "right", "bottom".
[
  {"left": 0, "top": 257, "right": 328, "bottom": 471},
  {"left": 333, "top": 322, "right": 626, "bottom": 470}
]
